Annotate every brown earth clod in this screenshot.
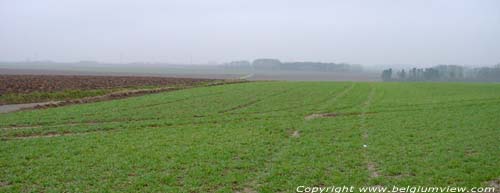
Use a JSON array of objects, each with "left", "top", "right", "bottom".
[{"left": 487, "top": 179, "right": 500, "bottom": 193}]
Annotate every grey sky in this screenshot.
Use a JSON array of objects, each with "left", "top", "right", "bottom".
[{"left": 1, "top": 0, "right": 499, "bottom": 66}]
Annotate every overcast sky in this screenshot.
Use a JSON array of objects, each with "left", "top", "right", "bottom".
[{"left": 1, "top": 0, "right": 499, "bottom": 66}]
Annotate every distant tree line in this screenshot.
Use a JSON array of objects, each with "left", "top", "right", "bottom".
[
  {"left": 381, "top": 64, "right": 500, "bottom": 82},
  {"left": 224, "top": 60, "right": 253, "bottom": 70},
  {"left": 224, "top": 58, "right": 362, "bottom": 72}
]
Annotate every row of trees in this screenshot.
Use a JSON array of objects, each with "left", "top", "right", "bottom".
[
  {"left": 224, "top": 59, "right": 362, "bottom": 72},
  {"left": 382, "top": 64, "right": 500, "bottom": 82}
]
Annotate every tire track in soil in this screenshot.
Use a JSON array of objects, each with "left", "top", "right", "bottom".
[
  {"left": 2, "top": 80, "right": 247, "bottom": 114},
  {"left": 302, "top": 83, "right": 357, "bottom": 120},
  {"left": 1, "top": 113, "right": 292, "bottom": 139},
  {"left": 218, "top": 99, "right": 262, "bottom": 113},
  {"left": 1, "top": 119, "right": 136, "bottom": 130},
  {"left": 248, "top": 83, "right": 355, "bottom": 115},
  {"left": 309, "top": 83, "right": 356, "bottom": 113},
  {"left": 154, "top": 82, "right": 290, "bottom": 114},
  {"left": 234, "top": 137, "right": 293, "bottom": 193},
  {"left": 11, "top": 113, "right": 289, "bottom": 140},
  {"left": 134, "top": 80, "right": 251, "bottom": 110},
  {"left": 30, "top": 86, "right": 189, "bottom": 111},
  {"left": 0, "top": 107, "right": 282, "bottom": 130},
  {"left": 360, "top": 87, "right": 380, "bottom": 180},
  {"left": 0, "top": 88, "right": 245, "bottom": 130},
  {"left": 2, "top": 129, "right": 117, "bottom": 140},
  {"left": 2, "top": 116, "right": 259, "bottom": 139},
  {"left": 143, "top": 80, "right": 254, "bottom": 108},
  {"left": 232, "top": 86, "right": 355, "bottom": 192},
  {"left": 217, "top": 88, "right": 293, "bottom": 114},
  {"left": 135, "top": 91, "right": 225, "bottom": 110},
  {"left": 144, "top": 114, "right": 291, "bottom": 130}
]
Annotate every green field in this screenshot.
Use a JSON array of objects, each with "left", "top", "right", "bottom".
[
  {"left": 1, "top": 82, "right": 499, "bottom": 192},
  {"left": 0, "top": 89, "right": 112, "bottom": 105}
]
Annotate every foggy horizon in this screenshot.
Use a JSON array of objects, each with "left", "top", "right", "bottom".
[{"left": 1, "top": 0, "right": 499, "bottom": 67}]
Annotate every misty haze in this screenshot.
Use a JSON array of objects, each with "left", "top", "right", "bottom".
[{"left": 1, "top": 1, "right": 500, "bottom": 192}]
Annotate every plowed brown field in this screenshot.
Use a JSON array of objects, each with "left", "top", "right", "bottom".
[{"left": 0, "top": 75, "right": 212, "bottom": 95}]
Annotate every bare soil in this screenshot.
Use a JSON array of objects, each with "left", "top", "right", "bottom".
[
  {"left": 236, "top": 187, "right": 257, "bottom": 193},
  {"left": 0, "top": 74, "right": 212, "bottom": 94},
  {"left": 304, "top": 113, "right": 338, "bottom": 120},
  {"left": 488, "top": 180, "right": 500, "bottom": 193},
  {"left": 367, "top": 162, "right": 380, "bottom": 178},
  {"left": 4, "top": 130, "right": 109, "bottom": 140},
  {"left": 0, "top": 102, "right": 54, "bottom": 114}
]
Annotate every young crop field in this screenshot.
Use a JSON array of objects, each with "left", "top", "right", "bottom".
[{"left": 0, "top": 81, "right": 499, "bottom": 192}]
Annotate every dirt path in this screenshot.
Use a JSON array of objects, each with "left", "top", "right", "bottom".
[
  {"left": 0, "top": 87, "right": 179, "bottom": 114},
  {"left": 309, "top": 83, "right": 355, "bottom": 114},
  {"left": 239, "top": 73, "right": 255, "bottom": 80},
  {"left": 303, "top": 83, "right": 356, "bottom": 120},
  {"left": 0, "top": 102, "right": 59, "bottom": 114}
]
